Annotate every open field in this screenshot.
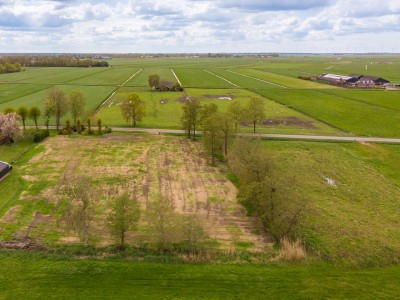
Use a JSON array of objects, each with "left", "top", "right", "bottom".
[
  {"left": 262, "top": 140, "right": 400, "bottom": 265},
  {"left": 1, "top": 133, "right": 400, "bottom": 265},
  {"left": 0, "top": 134, "right": 266, "bottom": 251},
  {"left": 1, "top": 251, "right": 399, "bottom": 299},
  {"left": 95, "top": 87, "right": 342, "bottom": 135},
  {"left": 1, "top": 56, "right": 400, "bottom": 137},
  {"left": 257, "top": 89, "right": 400, "bottom": 137}
]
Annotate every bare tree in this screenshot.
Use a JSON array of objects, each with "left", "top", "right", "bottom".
[
  {"left": 60, "top": 175, "right": 97, "bottom": 247},
  {"left": 107, "top": 192, "right": 141, "bottom": 249},
  {"left": 146, "top": 196, "right": 180, "bottom": 252},
  {"left": 229, "top": 137, "right": 272, "bottom": 185}
]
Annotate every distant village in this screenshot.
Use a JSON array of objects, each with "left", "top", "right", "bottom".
[{"left": 317, "top": 73, "right": 399, "bottom": 89}]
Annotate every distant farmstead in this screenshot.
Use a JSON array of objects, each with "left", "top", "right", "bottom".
[
  {"left": 0, "top": 161, "right": 12, "bottom": 181},
  {"left": 317, "top": 73, "right": 390, "bottom": 88}
]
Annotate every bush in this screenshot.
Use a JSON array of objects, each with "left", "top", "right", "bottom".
[
  {"left": 104, "top": 127, "right": 112, "bottom": 134},
  {"left": 33, "top": 129, "right": 49, "bottom": 143}
]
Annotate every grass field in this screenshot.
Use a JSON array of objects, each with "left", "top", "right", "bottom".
[
  {"left": 257, "top": 89, "right": 400, "bottom": 137},
  {"left": 1, "top": 56, "right": 399, "bottom": 137},
  {"left": 1, "top": 251, "right": 399, "bottom": 299},
  {"left": 263, "top": 140, "right": 400, "bottom": 265},
  {"left": 95, "top": 87, "right": 342, "bottom": 135}
]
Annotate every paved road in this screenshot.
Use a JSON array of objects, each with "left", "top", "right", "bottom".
[{"left": 36, "top": 126, "right": 400, "bottom": 143}]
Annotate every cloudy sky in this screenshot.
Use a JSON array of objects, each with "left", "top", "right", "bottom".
[{"left": 0, "top": 0, "right": 399, "bottom": 53}]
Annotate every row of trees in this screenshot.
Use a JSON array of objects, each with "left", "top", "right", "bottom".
[
  {"left": 60, "top": 176, "right": 205, "bottom": 251},
  {"left": 229, "top": 137, "right": 303, "bottom": 241},
  {"left": 181, "top": 97, "right": 266, "bottom": 165},
  {"left": 0, "top": 56, "right": 109, "bottom": 68},
  {"left": 3, "top": 88, "right": 86, "bottom": 130},
  {"left": 0, "top": 62, "right": 23, "bottom": 74}
]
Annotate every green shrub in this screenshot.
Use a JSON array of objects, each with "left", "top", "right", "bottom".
[{"left": 33, "top": 129, "right": 50, "bottom": 143}]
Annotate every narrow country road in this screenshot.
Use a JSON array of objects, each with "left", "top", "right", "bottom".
[{"left": 32, "top": 126, "right": 400, "bottom": 144}]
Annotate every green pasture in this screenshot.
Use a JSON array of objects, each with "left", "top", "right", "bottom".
[
  {"left": 0, "top": 84, "right": 115, "bottom": 125},
  {"left": 174, "top": 68, "right": 234, "bottom": 88},
  {"left": 235, "top": 68, "right": 334, "bottom": 89},
  {"left": 96, "top": 88, "right": 341, "bottom": 135},
  {"left": 264, "top": 140, "right": 400, "bottom": 265},
  {"left": 0, "top": 84, "right": 51, "bottom": 105},
  {"left": 209, "top": 68, "right": 282, "bottom": 89},
  {"left": 1, "top": 251, "right": 399, "bottom": 299},
  {"left": 67, "top": 66, "right": 140, "bottom": 86},
  {"left": 125, "top": 67, "right": 176, "bottom": 87},
  {"left": 0, "top": 67, "right": 72, "bottom": 83},
  {"left": 258, "top": 89, "right": 400, "bottom": 137}
]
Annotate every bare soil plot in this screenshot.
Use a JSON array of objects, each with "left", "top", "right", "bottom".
[{"left": 0, "top": 134, "right": 267, "bottom": 251}]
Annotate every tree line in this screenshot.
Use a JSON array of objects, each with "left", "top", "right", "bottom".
[
  {"left": 0, "top": 56, "right": 109, "bottom": 68},
  {"left": 180, "top": 97, "right": 266, "bottom": 165},
  {"left": 59, "top": 175, "right": 205, "bottom": 252}
]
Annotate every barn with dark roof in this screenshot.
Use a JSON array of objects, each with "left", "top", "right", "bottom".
[{"left": 0, "top": 161, "right": 12, "bottom": 181}]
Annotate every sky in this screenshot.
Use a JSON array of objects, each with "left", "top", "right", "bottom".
[{"left": 0, "top": 0, "right": 399, "bottom": 53}]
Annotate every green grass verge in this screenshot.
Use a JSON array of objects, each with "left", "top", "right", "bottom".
[{"left": 0, "top": 251, "right": 399, "bottom": 299}]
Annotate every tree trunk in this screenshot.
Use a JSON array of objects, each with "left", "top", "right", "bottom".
[
  {"left": 224, "top": 132, "right": 228, "bottom": 158},
  {"left": 253, "top": 121, "right": 256, "bottom": 133},
  {"left": 193, "top": 122, "right": 196, "bottom": 141},
  {"left": 120, "top": 229, "right": 125, "bottom": 249},
  {"left": 22, "top": 119, "right": 25, "bottom": 130},
  {"left": 34, "top": 118, "right": 38, "bottom": 130}
]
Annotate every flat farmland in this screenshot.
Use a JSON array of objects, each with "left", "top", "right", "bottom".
[
  {"left": 0, "top": 134, "right": 266, "bottom": 251},
  {"left": 0, "top": 84, "right": 115, "bottom": 125},
  {"left": 67, "top": 66, "right": 140, "bottom": 85},
  {"left": 173, "top": 68, "right": 234, "bottom": 88},
  {"left": 125, "top": 68, "right": 176, "bottom": 87},
  {"left": 0, "top": 56, "right": 399, "bottom": 137},
  {"left": 234, "top": 68, "right": 334, "bottom": 89},
  {"left": 258, "top": 88, "right": 400, "bottom": 137},
  {"left": 208, "top": 68, "right": 284, "bottom": 89},
  {"left": 96, "top": 87, "right": 341, "bottom": 135},
  {"left": 0, "top": 83, "right": 51, "bottom": 105}
]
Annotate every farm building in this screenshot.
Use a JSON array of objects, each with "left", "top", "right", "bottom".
[
  {"left": 0, "top": 161, "right": 12, "bottom": 181},
  {"left": 317, "top": 73, "right": 390, "bottom": 88}
]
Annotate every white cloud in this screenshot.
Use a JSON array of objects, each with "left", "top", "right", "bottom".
[{"left": 0, "top": 0, "right": 399, "bottom": 52}]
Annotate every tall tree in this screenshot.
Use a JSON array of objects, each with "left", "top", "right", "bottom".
[
  {"left": 68, "top": 90, "right": 86, "bottom": 127},
  {"left": 120, "top": 93, "right": 146, "bottom": 127},
  {"left": 16, "top": 106, "right": 28, "bottom": 130},
  {"left": 227, "top": 101, "right": 246, "bottom": 132},
  {"left": 202, "top": 114, "right": 223, "bottom": 166},
  {"left": 217, "top": 111, "right": 235, "bottom": 159},
  {"left": 107, "top": 192, "right": 141, "bottom": 249},
  {"left": 44, "top": 88, "right": 69, "bottom": 130},
  {"left": 181, "top": 98, "right": 202, "bottom": 140},
  {"left": 246, "top": 97, "right": 266, "bottom": 133},
  {"left": 28, "top": 107, "right": 41, "bottom": 129},
  {"left": 148, "top": 74, "right": 160, "bottom": 89}
]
